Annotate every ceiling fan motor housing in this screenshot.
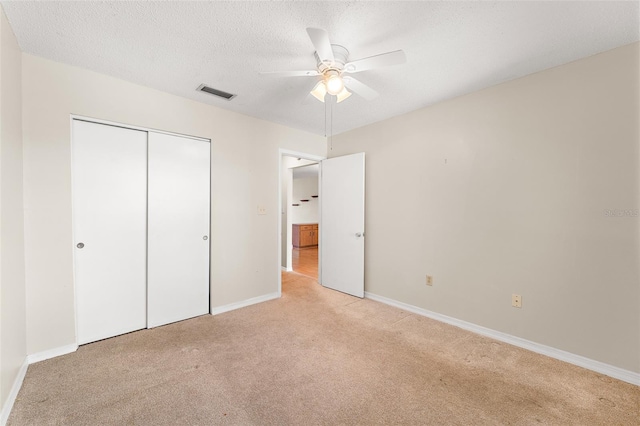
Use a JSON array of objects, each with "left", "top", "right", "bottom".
[{"left": 315, "top": 44, "right": 349, "bottom": 73}]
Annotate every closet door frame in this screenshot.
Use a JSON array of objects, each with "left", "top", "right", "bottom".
[
  {"left": 70, "top": 115, "right": 212, "bottom": 345},
  {"left": 70, "top": 115, "right": 211, "bottom": 144}
]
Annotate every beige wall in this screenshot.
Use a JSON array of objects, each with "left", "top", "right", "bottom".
[
  {"left": 22, "top": 54, "right": 326, "bottom": 355},
  {"left": 0, "top": 5, "right": 26, "bottom": 413},
  {"left": 329, "top": 43, "right": 640, "bottom": 372},
  {"left": 291, "top": 175, "right": 319, "bottom": 225}
]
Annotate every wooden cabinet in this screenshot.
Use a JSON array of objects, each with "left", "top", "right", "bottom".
[{"left": 292, "top": 223, "right": 319, "bottom": 248}]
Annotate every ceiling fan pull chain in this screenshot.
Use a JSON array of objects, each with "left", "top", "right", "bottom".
[
  {"left": 330, "top": 97, "right": 333, "bottom": 151},
  {"left": 324, "top": 95, "right": 328, "bottom": 139}
]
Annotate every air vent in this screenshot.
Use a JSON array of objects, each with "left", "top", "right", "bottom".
[{"left": 196, "top": 84, "right": 236, "bottom": 100}]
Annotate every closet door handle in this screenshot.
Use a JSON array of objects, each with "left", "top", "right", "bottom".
[
  {"left": 203, "top": 236, "right": 208, "bottom": 241},
  {"left": 77, "top": 242, "right": 85, "bottom": 249}
]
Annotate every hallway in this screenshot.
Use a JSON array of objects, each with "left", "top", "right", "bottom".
[{"left": 292, "top": 247, "right": 318, "bottom": 279}]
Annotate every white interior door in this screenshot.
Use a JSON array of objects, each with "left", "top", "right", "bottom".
[
  {"left": 72, "top": 120, "right": 148, "bottom": 344},
  {"left": 147, "top": 132, "right": 210, "bottom": 328},
  {"left": 320, "top": 153, "right": 365, "bottom": 297}
]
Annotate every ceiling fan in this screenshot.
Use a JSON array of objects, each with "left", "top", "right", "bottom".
[{"left": 261, "top": 28, "right": 406, "bottom": 103}]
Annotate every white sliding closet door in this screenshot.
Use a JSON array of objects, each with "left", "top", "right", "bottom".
[
  {"left": 147, "top": 132, "right": 210, "bottom": 328},
  {"left": 72, "top": 120, "right": 148, "bottom": 345}
]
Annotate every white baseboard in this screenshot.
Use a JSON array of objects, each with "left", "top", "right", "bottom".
[
  {"left": 0, "top": 358, "right": 28, "bottom": 426},
  {"left": 365, "top": 291, "right": 640, "bottom": 386},
  {"left": 26, "top": 343, "right": 78, "bottom": 365},
  {"left": 281, "top": 266, "right": 293, "bottom": 272},
  {"left": 1, "top": 344, "right": 79, "bottom": 424},
  {"left": 211, "top": 292, "right": 280, "bottom": 315}
]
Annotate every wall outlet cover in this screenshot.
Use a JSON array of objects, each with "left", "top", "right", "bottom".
[{"left": 512, "top": 294, "right": 522, "bottom": 308}]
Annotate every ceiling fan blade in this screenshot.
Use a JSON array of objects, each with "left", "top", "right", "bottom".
[
  {"left": 259, "top": 70, "right": 319, "bottom": 77},
  {"left": 343, "top": 50, "right": 406, "bottom": 73},
  {"left": 306, "top": 27, "right": 335, "bottom": 65},
  {"left": 343, "top": 76, "right": 379, "bottom": 100}
]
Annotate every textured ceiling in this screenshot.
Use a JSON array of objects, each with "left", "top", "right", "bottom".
[{"left": 2, "top": 1, "right": 638, "bottom": 136}]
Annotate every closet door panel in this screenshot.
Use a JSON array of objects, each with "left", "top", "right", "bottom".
[
  {"left": 147, "top": 133, "right": 210, "bottom": 328},
  {"left": 72, "top": 120, "right": 148, "bottom": 344}
]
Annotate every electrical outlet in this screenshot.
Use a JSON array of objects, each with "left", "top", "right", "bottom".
[
  {"left": 426, "top": 275, "right": 433, "bottom": 286},
  {"left": 257, "top": 205, "right": 267, "bottom": 215},
  {"left": 512, "top": 294, "right": 522, "bottom": 308}
]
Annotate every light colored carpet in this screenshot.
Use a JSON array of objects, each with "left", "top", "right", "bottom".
[{"left": 8, "top": 272, "right": 639, "bottom": 425}]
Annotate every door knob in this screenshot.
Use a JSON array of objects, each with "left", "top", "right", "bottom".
[
  {"left": 76, "top": 242, "right": 85, "bottom": 249},
  {"left": 203, "top": 236, "right": 208, "bottom": 240},
  {"left": 355, "top": 233, "right": 362, "bottom": 238}
]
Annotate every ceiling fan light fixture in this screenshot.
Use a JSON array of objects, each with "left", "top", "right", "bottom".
[
  {"left": 325, "top": 73, "right": 344, "bottom": 95},
  {"left": 336, "top": 87, "right": 352, "bottom": 103},
  {"left": 310, "top": 81, "right": 327, "bottom": 102}
]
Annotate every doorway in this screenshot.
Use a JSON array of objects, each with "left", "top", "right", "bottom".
[
  {"left": 278, "top": 150, "right": 366, "bottom": 298},
  {"left": 278, "top": 150, "right": 324, "bottom": 293},
  {"left": 290, "top": 163, "right": 320, "bottom": 279}
]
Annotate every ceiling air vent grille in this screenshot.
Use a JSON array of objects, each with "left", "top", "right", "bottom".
[{"left": 196, "top": 84, "right": 236, "bottom": 100}]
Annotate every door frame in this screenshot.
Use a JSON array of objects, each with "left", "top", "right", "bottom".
[{"left": 278, "top": 149, "right": 325, "bottom": 296}]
